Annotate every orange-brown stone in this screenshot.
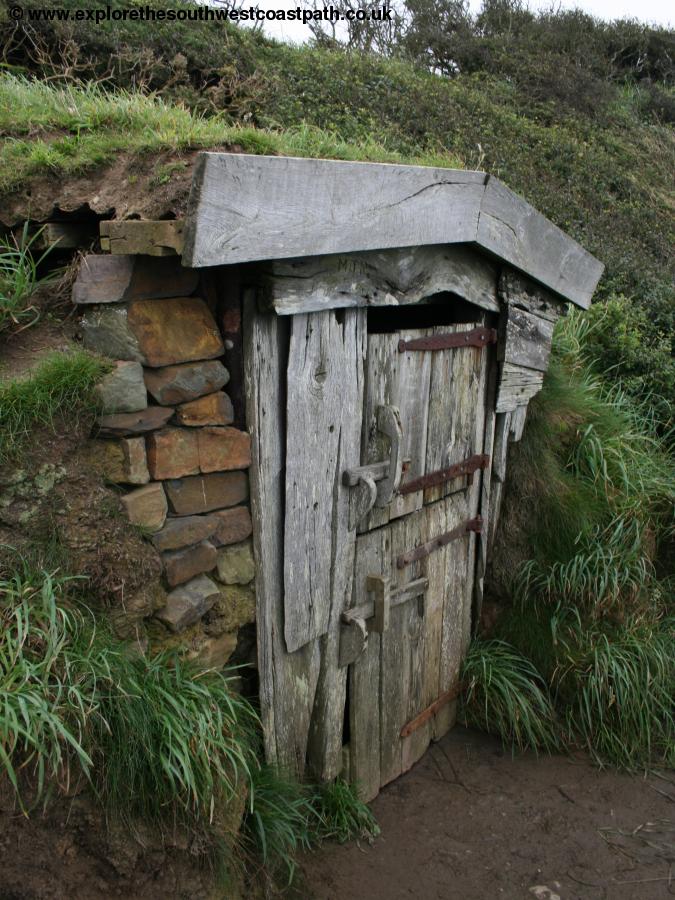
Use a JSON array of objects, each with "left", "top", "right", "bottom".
[
  {"left": 127, "top": 297, "right": 224, "bottom": 367},
  {"left": 121, "top": 482, "right": 167, "bottom": 532},
  {"left": 198, "top": 427, "right": 251, "bottom": 473},
  {"left": 176, "top": 392, "right": 234, "bottom": 427},
  {"left": 211, "top": 506, "right": 253, "bottom": 547},
  {"left": 163, "top": 540, "right": 218, "bottom": 587},
  {"left": 146, "top": 428, "right": 199, "bottom": 480},
  {"left": 151, "top": 514, "right": 220, "bottom": 552},
  {"left": 164, "top": 472, "right": 248, "bottom": 515}
]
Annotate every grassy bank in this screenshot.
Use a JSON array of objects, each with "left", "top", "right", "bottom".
[
  {"left": 0, "top": 350, "right": 108, "bottom": 465},
  {"left": 0, "top": 567, "right": 378, "bottom": 883},
  {"left": 461, "top": 312, "right": 674, "bottom": 770}
]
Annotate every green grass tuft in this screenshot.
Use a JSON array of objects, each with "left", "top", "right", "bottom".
[
  {"left": 0, "top": 350, "right": 108, "bottom": 465},
  {"left": 310, "top": 777, "right": 380, "bottom": 845},
  {"left": 241, "top": 767, "right": 379, "bottom": 886},
  {"left": 1, "top": 567, "right": 378, "bottom": 882},
  {"left": 552, "top": 607, "right": 675, "bottom": 770},
  {"left": 459, "top": 639, "right": 561, "bottom": 752},
  {"left": 0, "top": 223, "right": 57, "bottom": 335}
]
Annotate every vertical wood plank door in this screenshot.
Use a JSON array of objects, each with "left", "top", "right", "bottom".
[{"left": 347, "top": 320, "right": 491, "bottom": 801}]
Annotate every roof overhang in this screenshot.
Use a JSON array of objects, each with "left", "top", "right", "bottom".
[{"left": 182, "top": 152, "right": 604, "bottom": 309}]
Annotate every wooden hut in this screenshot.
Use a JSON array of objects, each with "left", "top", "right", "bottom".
[{"left": 77, "top": 153, "right": 604, "bottom": 801}]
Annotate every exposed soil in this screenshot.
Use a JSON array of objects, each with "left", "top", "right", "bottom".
[
  {"left": 297, "top": 727, "right": 675, "bottom": 900},
  {"left": 1, "top": 728, "right": 673, "bottom": 899},
  {"left": 0, "top": 783, "right": 228, "bottom": 900},
  {"left": 1, "top": 144, "right": 257, "bottom": 228}
]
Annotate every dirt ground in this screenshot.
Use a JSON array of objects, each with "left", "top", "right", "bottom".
[
  {"left": 297, "top": 727, "right": 675, "bottom": 900},
  {"left": 1, "top": 727, "right": 673, "bottom": 900}
]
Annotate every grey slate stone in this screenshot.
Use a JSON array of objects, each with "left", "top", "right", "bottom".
[
  {"left": 155, "top": 574, "right": 221, "bottom": 632},
  {"left": 80, "top": 305, "right": 144, "bottom": 362},
  {"left": 143, "top": 360, "right": 230, "bottom": 405},
  {"left": 95, "top": 361, "right": 148, "bottom": 413}
]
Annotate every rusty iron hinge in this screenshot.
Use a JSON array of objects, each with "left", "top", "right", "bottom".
[
  {"left": 398, "top": 453, "right": 490, "bottom": 496},
  {"left": 398, "top": 327, "right": 497, "bottom": 353},
  {"left": 396, "top": 516, "right": 483, "bottom": 569},
  {"left": 400, "top": 683, "right": 463, "bottom": 738}
]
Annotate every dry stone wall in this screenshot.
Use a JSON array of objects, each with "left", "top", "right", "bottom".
[{"left": 74, "top": 254, "right": 255, "bottom": 670}]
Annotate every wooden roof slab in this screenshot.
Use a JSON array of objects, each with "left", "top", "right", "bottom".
[{"left": 182, "top": 152, "right": 603, "bottom": 309}]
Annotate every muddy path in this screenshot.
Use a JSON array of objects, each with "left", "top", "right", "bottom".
[{"left": 297, "top": 727, "right": 674, "bottom": 900}]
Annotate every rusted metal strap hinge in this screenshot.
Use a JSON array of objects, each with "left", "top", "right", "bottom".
[
  {"left": 398, "top": 327, "right": 497, "bottom": 353},
  {"left": 400, "top": 683, "right": 463, "bottom": 737},
  {"left": 396, "top": 516, "right": 483, "bottom": 569},
  {"left": 398, "top": 453, "right": 490, "bottom": 496}
]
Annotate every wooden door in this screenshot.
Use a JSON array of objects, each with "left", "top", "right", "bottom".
[{"left": 346, "top": 321, "right": 490, "bottom": 801}]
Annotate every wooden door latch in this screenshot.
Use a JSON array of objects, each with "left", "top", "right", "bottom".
[
  {"left": 343, "top": 405, "right": 406, "bottom": 529},
  {"left": 338, "top": 574, "right": 428, "bottom": 667}
]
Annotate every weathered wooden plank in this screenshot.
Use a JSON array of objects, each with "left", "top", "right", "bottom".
[
  {"left": 100, "top": 220, "right": 184, "bottom": 256},
  {"left": 379, "top": 513, "right": 415, "bottom": 786},
  {"left": 359, "top": 330, "right": 431, "bottom": 532},
  {"left": 307, "top": 309, "right": 367, "bottom": 780},
  {"left": 263, "top": 245, "right": 499, "bottom": 315},
  {"left": 472, "top": 346, "right": 499, "bottom": 633},
  {"left": 184, "top": 153, "right": 485, "bottom": 267},
  {"left": 510, "top": 404, "right": 528, "bottom": 442},
  {"left": 499, "top": 270, "right": 567, "bottom": 322},
  {"left": 478, "top": 177, "right": 603, "bottom": 309},
  {"left": 183, "top": 154, "right": 603, "bottom": 309},
  {"left": 243, "top": 296, "right": 320, "bottom": 773},
  {"left": 492, "top": 412, "right": 512, "bottom": 484},
  {"left": 500, "top": 306, "right": 555, "bottom": 372},
  {"left": 348, "top": 528, "right": 385, "bottom": 800},
  {"left": 488, "top": 476, "right": 505, "bottom": 552},
  {"left": 496, "top": 362, "right": 544, "bottom": 413},
  {"left": 419, "top": 499, "right": 447, "bottom": 742},
  {"left": 424, "top": 322, "right": 485, "bottom": 504},
  {"left": 284, "top": 311, "right": 361, "bottom": 652},
  {"left": 400, "top": 508, "right": 430, "bottom": 774},
  {"left": 433, "top": 491, "right": 472, "bottom": 740},
  {"left": 72, "top": 254, "right": 198, "bottom": 305},
  {"left": 41, "top": 221, "right": 98, "bottom": 250}
]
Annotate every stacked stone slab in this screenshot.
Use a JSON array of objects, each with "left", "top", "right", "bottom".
[{"left": 74, "top": 253, "right": 255, "bottom": 669}]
